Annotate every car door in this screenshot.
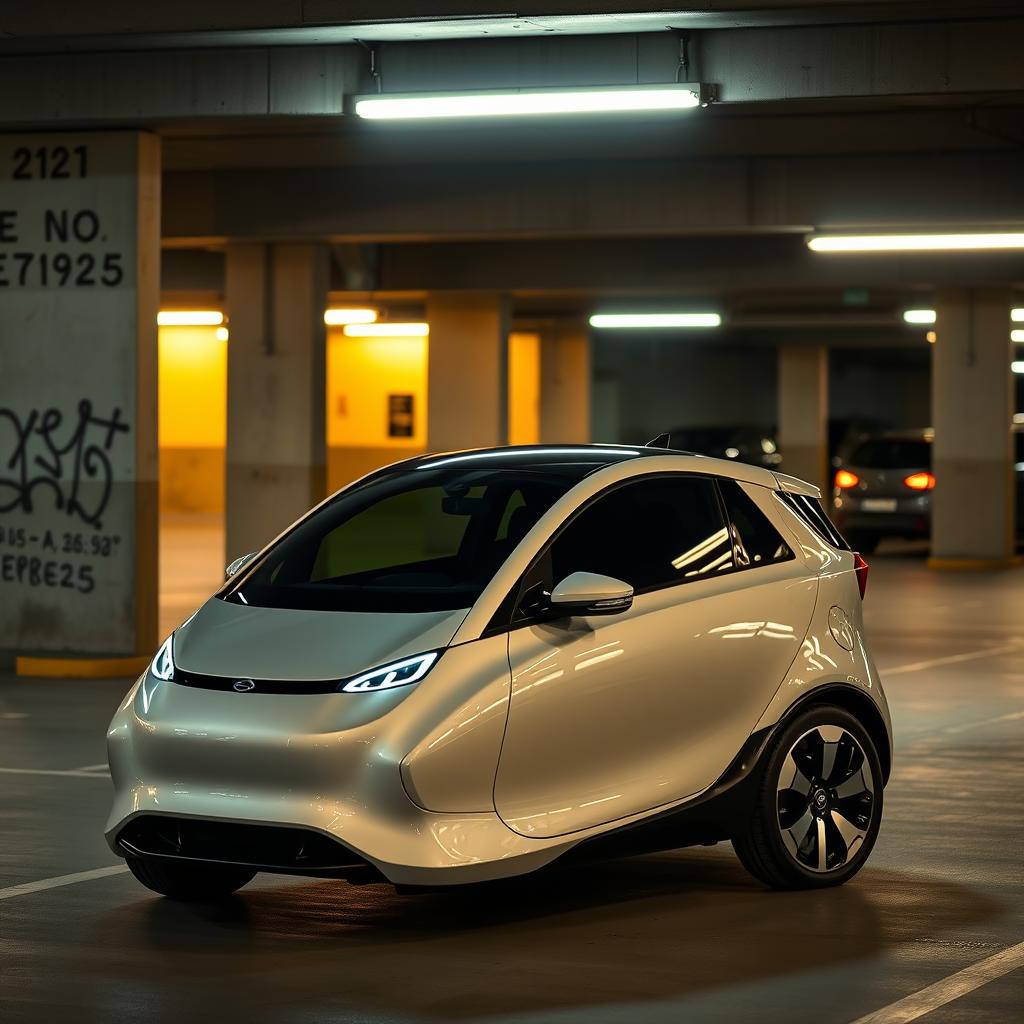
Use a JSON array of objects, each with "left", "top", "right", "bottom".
[{"left": 494, "top": 474, "right": 815, "bottom": 839}]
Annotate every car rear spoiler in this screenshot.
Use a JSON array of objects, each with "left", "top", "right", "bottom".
[{"left": 772, "top": 472, "right": 821, "bottom": 499}]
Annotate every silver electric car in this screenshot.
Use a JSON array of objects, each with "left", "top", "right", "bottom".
[{"left": 107, "top": 445, "right": 891, "bottom": 898}]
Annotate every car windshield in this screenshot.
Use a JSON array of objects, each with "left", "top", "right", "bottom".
[
  {"left": 849, "top": 438, "right": 932, "bottom": 469},
  {"left": 221, "top": 457, "right": 615, "bottom": 613}
]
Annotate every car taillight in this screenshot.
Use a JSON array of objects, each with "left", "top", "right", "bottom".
[
  {"left": 903, "top": 471, "right": 936, "bottom": 491},
  {"left": 835, "top": 469, "right": 860, "bottom": 489},
  {"left": 853, "top": 552, "right": 869, "bottom": 599}
]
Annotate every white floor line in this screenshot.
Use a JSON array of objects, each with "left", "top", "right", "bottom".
[
  {"left": 881, "top": 643, "right": 1021, "bottom": 677},
  {"left": 941, "top": 709, "right": 1024, "bottom": 735},
  {"left": 849, "top": 938, "right": 1024, "bottom": 1024},
  {"left": 75, "top": 763, "right": 110, "bottom": 772},
  {"left": 0, "top": 766, "right": 112, "bottom": 779},
  {"left": 0, "top": 864, "right": 129, "bottom": 902}
]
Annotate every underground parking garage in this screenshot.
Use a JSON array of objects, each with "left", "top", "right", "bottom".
[{"left": 1, "top": 3, "right": 1023, "bottom": 1022}]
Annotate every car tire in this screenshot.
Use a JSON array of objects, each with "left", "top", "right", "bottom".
[
  {"left": 846, "top": 531, "right": 880, "bottom": 554},
  {"left": 732, "top": 705, "right": 883, "bottom": 890},
  {"left": 125, "top": 854, "right": 256, "bottom": 900}
]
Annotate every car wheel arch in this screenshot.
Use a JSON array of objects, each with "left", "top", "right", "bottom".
[{"left": 771, "top": 682, "right": 891, "bottom": 786}]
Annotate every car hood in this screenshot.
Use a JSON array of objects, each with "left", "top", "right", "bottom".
[{"left": 172, "top": 597, "right": 470, "bottom": 681}]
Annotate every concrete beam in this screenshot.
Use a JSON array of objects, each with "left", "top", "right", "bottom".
[
  {"left": 366, "top": 236, "right": 1024, "bottom": 291},
  {"left": 162, "top": 150, "right": 1024, "bottom": 244}
]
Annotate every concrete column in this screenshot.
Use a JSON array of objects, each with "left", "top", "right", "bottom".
[
  {"left": 426, "top": 294, "right": 509, "bottom": 452},
  {"left": 930, "top": 288, "right": 1016, "bottom": 568},
  {"left": 0, "top": 132, "right": 159, "bottom": 658},
  {"left": 225, "top": 242, "right": 328, "bottom": 560},
  {"left": 540, "top": 325, "right": 591, "bottom": 444},
  {"left": 778, "top": 345, "right": 829, "bottom": 496}
]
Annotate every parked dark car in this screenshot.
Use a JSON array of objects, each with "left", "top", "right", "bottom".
[
  {"left": 832, "top": 427, "right": 1024, "bottom": 552},
  {"left": 669, "top": 425, "right": 782, "bottom": 470}
]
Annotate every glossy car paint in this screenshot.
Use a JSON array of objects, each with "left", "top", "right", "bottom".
[{"left": 107, "top": 449, "right": 890, "bottom": 886}]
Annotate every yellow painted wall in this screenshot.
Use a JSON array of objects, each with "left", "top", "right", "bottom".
[
  {"left": 326, "top": 329, "right": 428, "bottom": 492},
  {"left": 158, "top": 324, "right": 544, "bottom": 511},
  {"left": 158, "top": 325, "right": 227, "bottom": 514},
  {"left": 508, "top": 332, "right": 541, "bottom": 445}
]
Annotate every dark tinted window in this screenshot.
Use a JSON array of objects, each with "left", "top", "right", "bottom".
[
  {"left": 222, "top": 465, "right": 592, "bottom": 613},
  {"left": 718, "top": 480, "right": 793, "bottom": 568},
  {"left": 548, "top": 476, "right": 731, "bottom": 594},
  {"left": 849, "top": 439, "right": 931, "bottom": 469},
  {"left": 779, "top": 492, "right": 851, "bottom": 551}
]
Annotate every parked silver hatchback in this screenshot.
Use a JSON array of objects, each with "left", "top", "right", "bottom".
[{"left": 107, "top": 445, "right": 891, "bottom": 901}]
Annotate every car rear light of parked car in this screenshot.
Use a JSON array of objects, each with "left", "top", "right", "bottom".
[
  {"left": 903, "top": 471, "right": 936, "bottom": 491},
  {"left": 835, "top": 469, "right": 860, "bottom": 489},
  {"left": 853, "top": 552, "right": 869, "bottom": 599}
]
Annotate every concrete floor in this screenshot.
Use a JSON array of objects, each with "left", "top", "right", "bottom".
[{"left": 1, "top": 548, "right": 1022, "bottom": 1023}]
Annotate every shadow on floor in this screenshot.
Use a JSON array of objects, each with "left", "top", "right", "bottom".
[{"left": 87, "top": 848, "right": 1002, "bottom": 1022}]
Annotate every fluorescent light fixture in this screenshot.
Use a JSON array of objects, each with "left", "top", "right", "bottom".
[
  {"left": 808, "top": 232, "right": 1024, "bottom": 253},
  {"left": 157, "top": 310, "right": 224, "bottom": 326},
  {"left": 1012, "top": 309, "right": 1024, "bottom": 322},
  {"left": 1012, "top": 329, "right": 1024, "bottom": 343},
  {"left": 343, "top": 322, "right": 429, "bottom": 337},
  {"left": 1013, "top": 361, "right": 1024, "bottom": 374},
  {"left": 589, "top": 312, "right": 722, "bottom": 330},
  {"left": 903, "top": 309, "right": 937, "bottom": 325},
  {"left": 324, "top": 307, "right": 378, "bottom": 326},
  {"left": 354, "top": 84, "right": 702, "bottom": 121}
]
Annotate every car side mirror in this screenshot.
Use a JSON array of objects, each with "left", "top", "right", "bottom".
[
  {"left": 225, "top": 552, "right": 256, "bottom": 579},
  {"left": 549, "top": 571, "right": 633, "bottom": 617}
]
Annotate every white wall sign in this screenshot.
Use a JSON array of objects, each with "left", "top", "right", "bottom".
[{"left": 0, "top": 132, "right": 159, "bottom": 656}]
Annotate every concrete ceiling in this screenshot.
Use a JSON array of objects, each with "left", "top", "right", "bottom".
[{"left": 3, "top": 3, "right": 1023, "bottom": 52}]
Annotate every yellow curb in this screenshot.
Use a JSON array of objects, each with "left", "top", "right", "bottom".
[
  {"left": 15, "top": 656, "right": 150, "bottom": 679},
  {"left": 927, "top": 556, "right": 1024, "bottom": 572}
]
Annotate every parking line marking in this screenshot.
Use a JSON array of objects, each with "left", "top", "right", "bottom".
[
  {"left": 850, "top": 938, "right": 1024, "bottom": 1024},
  {"left": 882, "top": 643, "right": 1021, "bottom": 677},
  {"left": 75, "top": 763, "right": 110, "bottom": 772},
  {"left": 0, "top": 766, "right": 111, "bottom": 779},
  {"left": 0, "top": 865, "right": 129, "bottom": 902}
]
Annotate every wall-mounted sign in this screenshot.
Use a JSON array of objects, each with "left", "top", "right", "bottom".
[
  {"left": 0, "top": 132, "right": 159, "bottom": 655},
  {"left": 388, "top": 394, "right": 415, "bottom": 438}
]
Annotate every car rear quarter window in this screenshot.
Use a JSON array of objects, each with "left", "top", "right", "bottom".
[
  {"left": 548, "top": 475, "right": 733, "bottom": 593},
  {"left": 717, "top": 480, "right": 793, "bottom": 568},
  {"left": 778, "top": 491, "right": 851, "bottom": 551}
]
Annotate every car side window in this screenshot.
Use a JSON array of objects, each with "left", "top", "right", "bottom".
[
  {"left": 717, "top": 480, "right": 793, "bottom": 568},
  {"left": 547, "top": 475, "right": 732, "bottom": 595}
]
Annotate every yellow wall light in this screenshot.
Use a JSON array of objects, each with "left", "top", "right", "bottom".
[
  {"left": 354, "top": 84, "right": 703, "bottom": 121},
  {"left": 808, "top": 232, "right": 1024, "bottom": 253},
  {"left": 324, "top": 308, "right": 379, "bottom": 326},
  {"left": 343, "top": 322, "right": 429, "bottom": 337},
  {"left": 157, "top": 310, "right": 224, "bottom": 326}
]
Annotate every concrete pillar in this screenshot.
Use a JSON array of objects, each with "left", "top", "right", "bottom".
[
  {"left": 540, "top": 325, "right": 591, "bottom": 444},
  {"left": 778, "top": 345, "right": 829, "bottom": 496},
  {"left": 0, "top": 132, "right": 160, "bottom": 658},
  {"left": 930, "top": 288, "right": 1016, "bottom": 568},
  {"left": 225, "top": 242, "right": 328, "bottom": 560},
  {"left": 426, "top": 294, "right": 509, "bottom": 452}
]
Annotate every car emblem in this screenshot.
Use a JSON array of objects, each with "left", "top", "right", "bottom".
[{"left": 233, "top": 679, "right": 256, "bottom": 693}]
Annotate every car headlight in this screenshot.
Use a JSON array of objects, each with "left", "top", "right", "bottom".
[
  {"left": 340, "top": 651, "right": 439, "bottom": 693},
  {"left": 150, "top": 634, "right": 175, "bottom": 681}
]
